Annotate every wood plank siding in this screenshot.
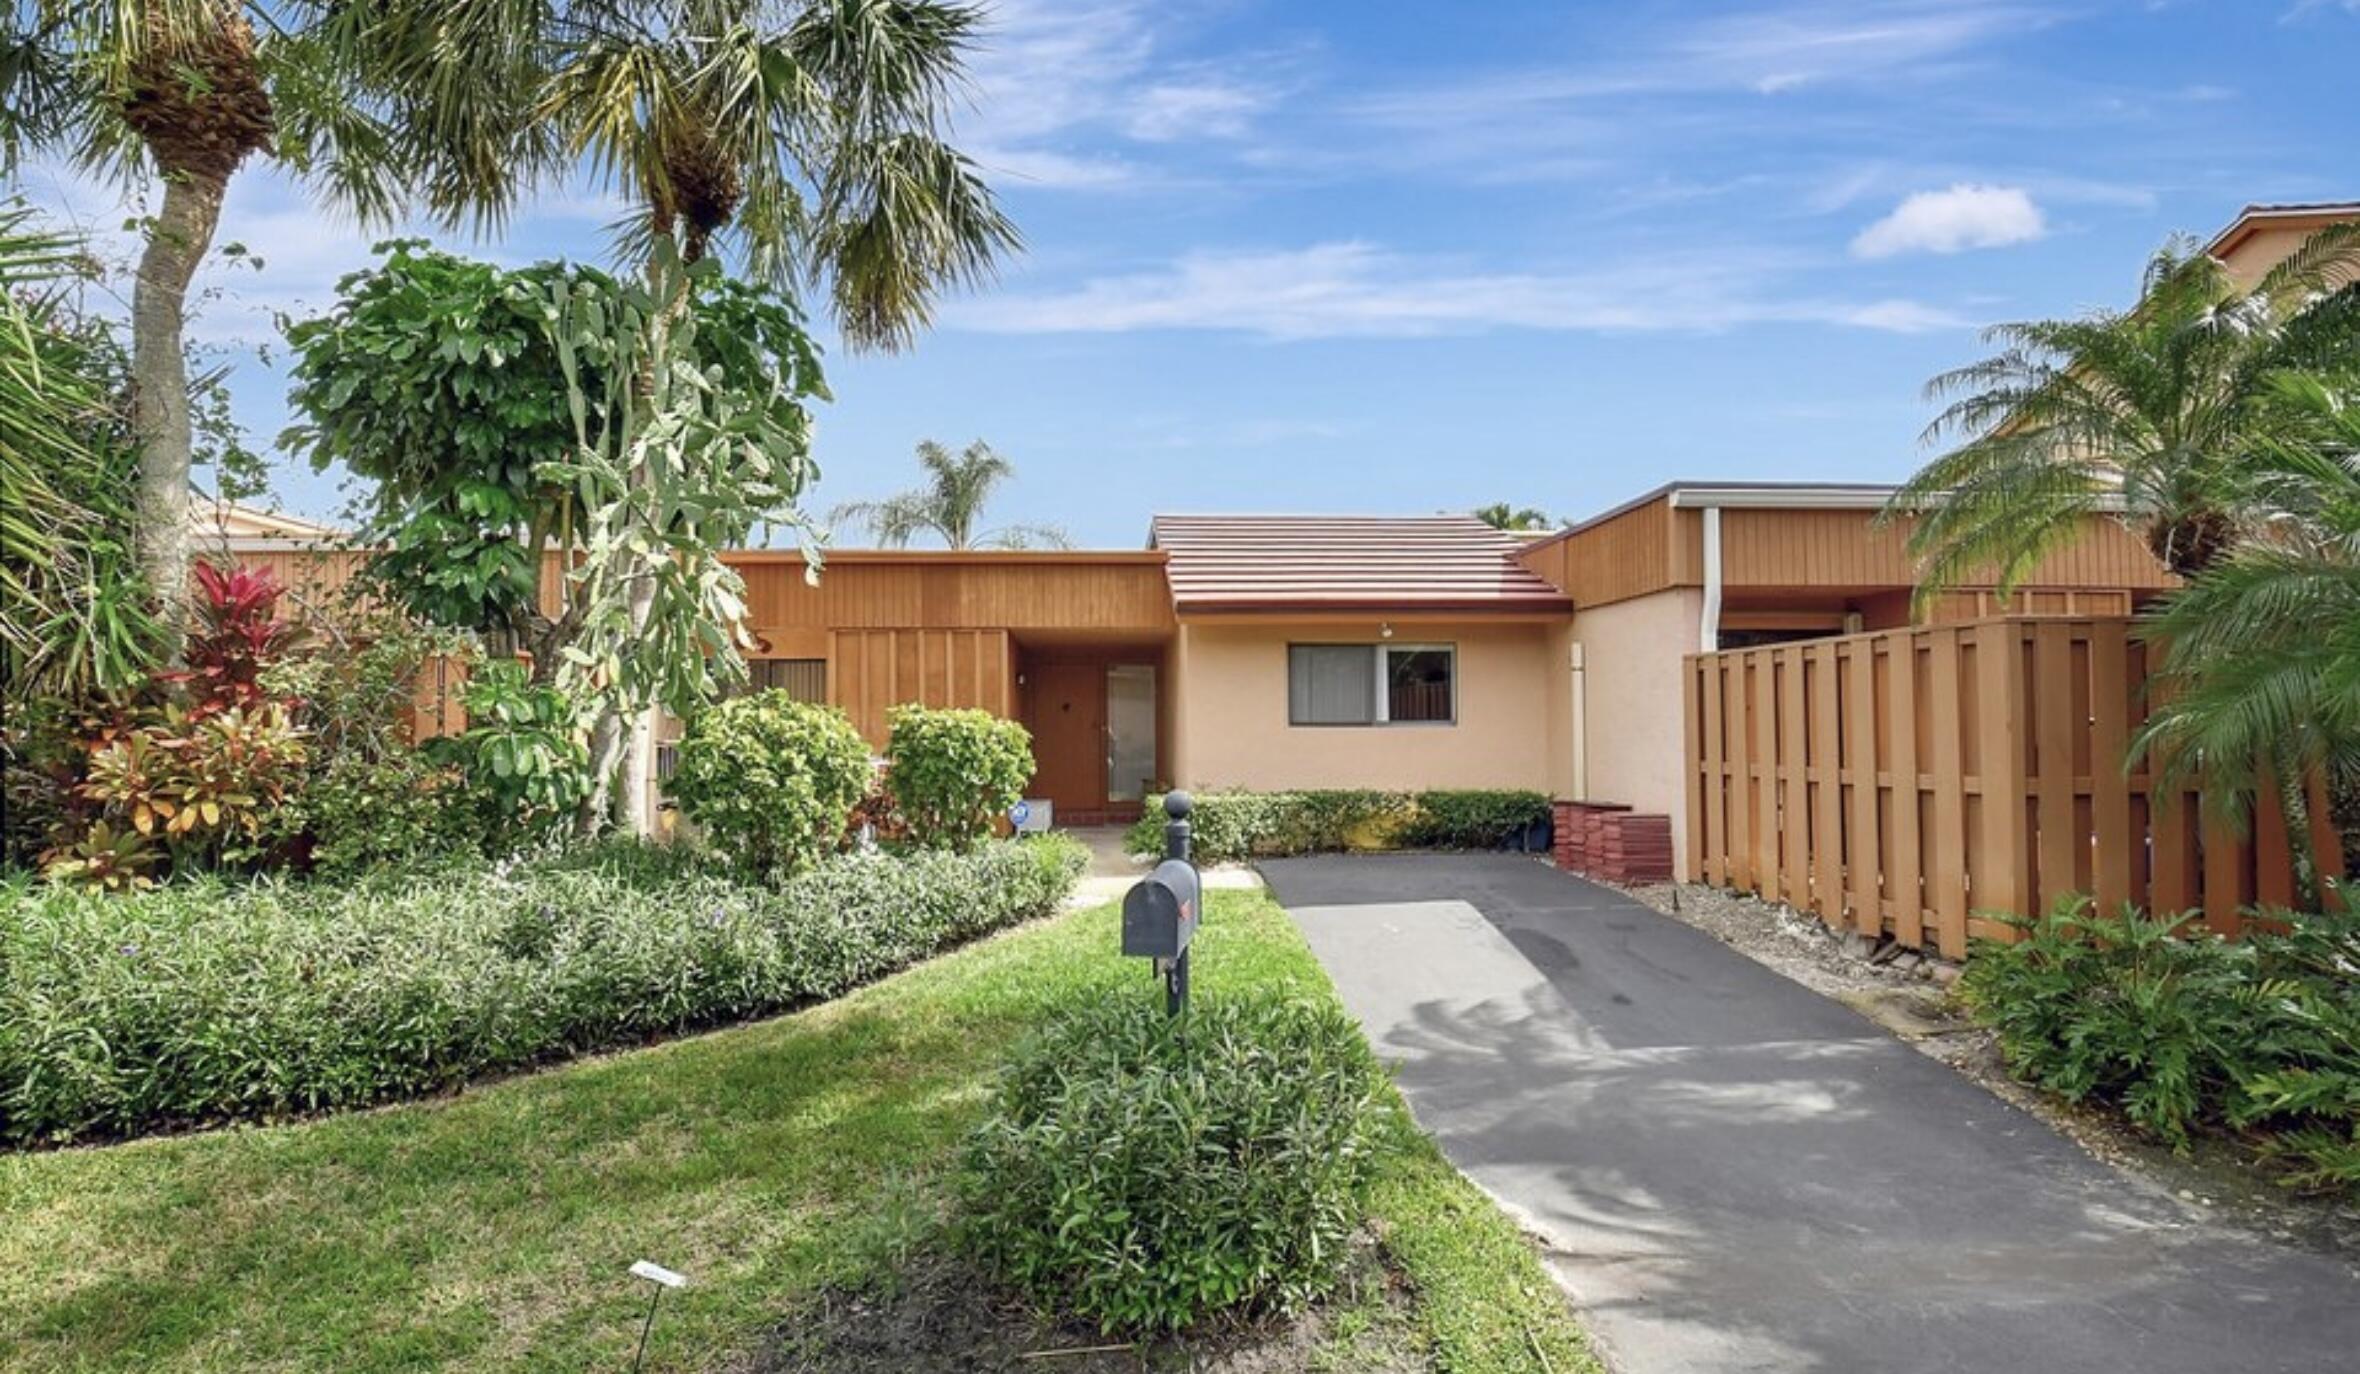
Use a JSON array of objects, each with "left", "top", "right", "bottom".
[
  {"left": 826, "top": 627, "right": 1016, "bottom": 745},
  {"left": 736, "top": 551, "right": 1171, "bottom": 652},
  {"left": 1519, "top": 490, "right": 2176, "bottom": 610}
]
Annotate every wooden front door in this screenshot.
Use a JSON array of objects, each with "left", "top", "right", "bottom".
[{"left": 1027, "top": 662, "right": 1106, "bottom": 821}]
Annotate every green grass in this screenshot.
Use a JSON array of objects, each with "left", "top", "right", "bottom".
[{"left": 0, "top": 891, "right": 1595, "bottom": 1373}]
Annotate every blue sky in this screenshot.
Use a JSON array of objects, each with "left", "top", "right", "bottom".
[{"left": 20, "top": 0, "right": 2360, "bottom": 546}]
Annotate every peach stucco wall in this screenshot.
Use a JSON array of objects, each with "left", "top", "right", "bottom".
[
  {"left": 1573, "top": 588, "right": 1704, "bottom": 878},
  {"left": 1167, "top": 619, "right": 1561, "bottom": 792}
]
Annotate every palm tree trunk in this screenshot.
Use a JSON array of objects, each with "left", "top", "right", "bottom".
[{"left": 131, "top": 172, "right": 226, "bottom": 656}]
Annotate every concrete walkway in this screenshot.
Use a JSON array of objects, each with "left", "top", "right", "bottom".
[
  {"left": 1264, "top": 853, "right": 2360, "bottom": 1374},
  {"left": 1061, "top": 826, "right": 1261, "bottom": 906}
]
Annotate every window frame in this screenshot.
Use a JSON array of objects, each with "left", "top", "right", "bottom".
[{"left": 1285, "top": 641, "right": 1457, "bottom": 728}]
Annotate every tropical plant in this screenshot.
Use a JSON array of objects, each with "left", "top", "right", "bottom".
[
  {"left": 1887, "top": 225, "right": 2360, "bottom": 593},
  {"left": 528, "top": 0, "right": 1018, "bottom": 349},
  {"left": 884, "top": 705, "right": 1033, "bottom": 850},
  {"left": 0, "top": 203, "right": 159, "bottom": 699},
  {"left": 435, "top": 658, "right": 589, "bottom": 850},
  {"left": 1, "top": 0, "right": 533, "bottom": 641},
  {"left": 667, "top": 692, "right": 871, "bottom": 875},
  {"left": 58, "top": 701, "right": 308, "bottom": 874},
  {"left": 960, "top": 994, "right": 1391, "bottom": 1333},
  {"left": 832, "top": 439, "right": 1070, "bottom": 549},
  {"left": 1471, "top": 502, "right": 1553, "bottom": 531},
  {"left": 2132, "top": 372, "right": 2360, "bottom": 859},
  {"left": 1961, "top": 896, "right": 2360, "bottom": 1191},
  {"left": 172, "top": 560, "right": 305, "bottom": 712},
  {"left": 280, "top": 241, "right": 829, "bottom": 831}
]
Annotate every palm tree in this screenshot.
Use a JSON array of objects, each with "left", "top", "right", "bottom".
[
  {"left": 1472, "top": 502, "right": 1552, "bottom": 531},
  {"left": 832, "top": 440, "right": 1069, "bottom": 549},
  {"left": 535, "top": 0, "right": 1018, "bottom": 347},
  {"left": 1887, "top": 226, "right": 2360, "bottom": 595},
  {"left": 526, "top": 0, "right": 1019, "bottom": 829},
  {"left": 2, "top": 0, "right": 541, "bottom": 649},
  {"left": 2135, "top": 373, "right": 2360, "bottom": 841}
]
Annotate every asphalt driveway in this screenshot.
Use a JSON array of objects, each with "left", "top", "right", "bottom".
[{"left": 1263, "top": 853, "right": 2360, "bottom": 1374}]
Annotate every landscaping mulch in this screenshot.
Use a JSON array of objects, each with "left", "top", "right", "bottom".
[{"left": 746, "top": 1243, "right": 1425, "bottom": 1374}]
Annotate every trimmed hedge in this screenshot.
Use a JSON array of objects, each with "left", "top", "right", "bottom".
[
  {"left": 960, "top": 994, "right": 1390, "bottom": 1333},
  {"left": 1123, "top": 789, "right": 1551, "bottom": 863},
  {"left": 0, "top": 837, "right": 1085, "bottom": 1143}
]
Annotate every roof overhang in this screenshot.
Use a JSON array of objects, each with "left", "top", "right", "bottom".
[{"left": 2206, "top": 201, "right": 2360, "bottom": 261}]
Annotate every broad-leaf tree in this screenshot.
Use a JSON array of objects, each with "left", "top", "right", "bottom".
[
  {"left": 282, "top": 240, "right": 826, "bottom": 827},
  {"left": 1888, "top": 226, "right": 2360, "bottom": 594},
  {"left": 0, "top": 0, "right": 536, "bottom": 644},
  {"left": 832, "top": 439, "right": 1069, "bottom": 549}
]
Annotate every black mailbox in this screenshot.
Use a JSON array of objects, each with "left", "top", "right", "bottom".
[{"left": 1122, "top": 859, "right": 1200, "bottom": 959}]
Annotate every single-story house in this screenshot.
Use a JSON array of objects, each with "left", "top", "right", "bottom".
[
  {"left": 223, "top": 200, "right": 2350, "bottom": 881},
  {"left": 688, "top": 494, "right": 2174, "bottom": 870}
]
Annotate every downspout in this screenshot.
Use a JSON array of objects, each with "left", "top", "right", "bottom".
[
  {"left": 1568, "top": 640, "right": 1588, "bottom": 802},
  {"left": 1699, "top": 504, "right": 1724, "bottom": 654}
]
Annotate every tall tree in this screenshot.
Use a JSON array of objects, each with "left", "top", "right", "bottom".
[
  {"left": 0, "top": 0, "right": 538, "bottom": 647},
  {"left": 832, "top": 439, "right": 1069, "bottom": 549},
  {"left": 526, "top": 0, "right": 1020, "bottom": 827},
  {"left": 1888, "top": 226, "right": 2360, "bottom": 595}
]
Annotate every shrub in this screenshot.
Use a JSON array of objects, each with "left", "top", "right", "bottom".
[
  {"left": 174, "top": 561, "right": 307, "bottom": 712},
  {"left": 668, "top": 692, "right": 872, "bottom": 873},
  {"left": 959, "top": 994, "right": 1390, "bottom": 1334},
  {"left": 1962, "top": 896, "right": 2360, "bottom": 1190},
  {"left": 0, "top": 836, "right": 1085, "bottom": 1142},
  {"left": 270, "top": 751, "right": 474, "bottom": 877},
  {"left": 434, "top": 660, "right": 591, "bottom": 850},
  {"left": 1398, "top": 789, "right": 1552, "bottom": 849},
  {"left": 1125, "top": 789, "right": 1546, "bottom": 862},
  {"left": 885, "top": 705, "right": 1034, "bottom": 850},
  {"left": 51, "top": 702, "right": 309, "bottom": 881}
]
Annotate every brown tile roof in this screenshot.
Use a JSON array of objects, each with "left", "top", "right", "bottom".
[{"left": 1149, "top": 514, "right": 1573, "bottom": 613}]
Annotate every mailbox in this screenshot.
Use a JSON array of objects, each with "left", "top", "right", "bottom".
[{"left": 1122, "top": 859, "right": 1200, "bottom": 960}]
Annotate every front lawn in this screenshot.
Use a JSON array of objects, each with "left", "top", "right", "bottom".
[{"left": 0, "top": 890, "right": 1595, "bottom": 1373}]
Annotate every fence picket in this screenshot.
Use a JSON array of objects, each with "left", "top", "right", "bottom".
[{"left": 1682, "top": 616, "right": 2320, "bottom": 956}]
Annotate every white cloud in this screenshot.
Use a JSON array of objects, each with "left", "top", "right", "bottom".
[
  {"left": 1123, "top": 79, "right": 1271, "bottom": 142},
  {"left": 1850, "top": 184, "right": 2046, "bottom": 258},
  {"left": 958, "top": 1, "right": 1292, "bottom": 189},
  {"left": 955, "top": 241, "right": 1966, "bottom": 339}
]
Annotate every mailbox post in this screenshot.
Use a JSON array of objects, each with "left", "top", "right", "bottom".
[{"left": 1121, "top": 792, "right": 1199, "bottom": 1016}]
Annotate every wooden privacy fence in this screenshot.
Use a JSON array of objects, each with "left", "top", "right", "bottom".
[{"left": 1684, "top": 616, "right": 2345, "bottom": 959}]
